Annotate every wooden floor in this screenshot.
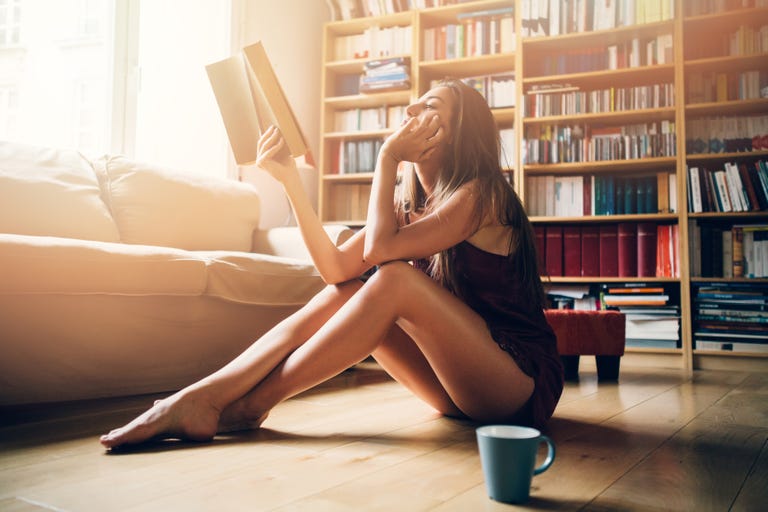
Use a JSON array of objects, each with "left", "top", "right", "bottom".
[{"left": 1, "top": 360, "right": 766, "bottom": 512}]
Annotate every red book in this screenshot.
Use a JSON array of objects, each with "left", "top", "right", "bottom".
[
  {"left": 599, "top": 224, "right": 618, "bottom": 277},
  {"left": 580, "top": 225, "right": 600, "bottom": 277},
  {"left": 563, "top": 226, "right": 581, "bottom": 277},
  {"left": 656, "top": 224, "right": 673, "bottom": 277},
  {"left": 534, "top": 225, "right": 546, "bottom": 272},
  {"left": 545, "top": 226, "right": 563, "bottom": 277},
  {"left": 617, "top": 222, "right": 638, "bottom": 277},
  {"left": 637, "top": 222, "right": 657, "bottom": 277}
]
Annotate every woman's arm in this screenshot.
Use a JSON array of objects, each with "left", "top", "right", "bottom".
[
  {"left": 364, "top": 115, "right": 480, "bottom": 265},
  {"left": 257, "top": 126, "right": 371, "bottom": 284}
]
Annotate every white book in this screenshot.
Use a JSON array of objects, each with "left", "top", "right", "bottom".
[
  {"left": 689, "top": 166, "right": 703, "bottom": 213},
  {"left": 725, "top": 162, "right": 745, "bottom": 212},
  {"left": 714, "top": 170, "right": 733, "bottom": 212},
  {"left": 545, "top": 175, "right": 556, "bottom": 217}
]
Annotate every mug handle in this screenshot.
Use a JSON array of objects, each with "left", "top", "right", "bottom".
[{"left": 533, "top": 435, "right": 556, "bottom": 475}]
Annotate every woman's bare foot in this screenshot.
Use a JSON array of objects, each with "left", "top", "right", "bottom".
[
  {"left": 218, "top": 396, "right": 270, "bottom": 433},
  {"left": 100, "top": 391, "right": 222, "bottom": 449}
]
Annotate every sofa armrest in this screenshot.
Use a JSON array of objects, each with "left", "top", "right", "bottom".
[{"left": 251, "top": 225, "right": 355, "bottom": 261}]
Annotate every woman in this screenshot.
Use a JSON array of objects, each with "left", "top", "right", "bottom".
[{"left": 100, "top": 79, "right": 563, "bottom": 449}]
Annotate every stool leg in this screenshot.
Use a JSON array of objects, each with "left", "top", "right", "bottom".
[
  {"left": 561, "top": 355, "right": 580, "bottom": 382},
  {"left": 596, "top": 355, "right": 621, "bottom": 382}
]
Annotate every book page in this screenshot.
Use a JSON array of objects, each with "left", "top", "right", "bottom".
[{"left": 205, "top": 56, "right": 261, "bottom": 165}]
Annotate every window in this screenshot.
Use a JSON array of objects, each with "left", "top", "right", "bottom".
[
  {"left": 0, "top": 0, "right": 231, "bottom": 176},
  {"left": 0, "top": 0, "right": 21, "bottom": 47}
]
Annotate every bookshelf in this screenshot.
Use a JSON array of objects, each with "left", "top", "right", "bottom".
[
  {"left": 319, "top": 0, "right": 517, "bottom": 227},
  {"left": 318, "top": 0, "right": 768, "bottom": 372}
]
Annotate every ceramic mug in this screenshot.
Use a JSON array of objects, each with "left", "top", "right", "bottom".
[{"left": 476, "top": 425, "right": 556, "bottom": 504}]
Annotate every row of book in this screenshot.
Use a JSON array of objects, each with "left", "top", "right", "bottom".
[
  {"left": 690, "top": 222, "right": 768, "bottom": 278},
  {"left": 359, "top": 57, "right": 411, "bottom": 94},
  {"left": 460, "top": 73, "right": 516, "bottom": 109},
  {"left": 524, "top": 82, "right": 675, "bottom": 118},
  {"left": 685, "top": 115, "right": 768, "bottom": 154},
  {"left": 693, "top": 282, "right": 768, "bottom": 354},
  {"left": 334, "top": 0, "right": 469, "bottom": 20},
  {"left": 332, "top": 137, "right": 384, "bottom": 174},
  {"left": 523, "top": 122, "right": 677, "bottom": 164},
  {"left": 691, "top": 24, "right": 768, "bottom": 60},
  {"left": 546, "top": 283, "right": 681, "bottom": 349},
  {"left": 686, "top": 70, "right": 768, "bottom": 104},
  {"left": 422, "top": 7, "right": 515, "bottom": 61},
  {"left": 521, "top": 0, "right": 675, "bottom": 38},
  {"left": 686, "top": 1, "right": 768, "bottom": 17},
  {"left": 526, "top": 34, "right": 674, "bottom": 76},
  {"left": 525, "top": 172, "right": 677, "bottom": 217},
  {"left": 687, "top": 160, "right": 768, "bottom": 214},
  {"left": 333, "top": 25, "right": 412, "bottom": 61},
  {"left": 334, "top": 105, "right": 406, "bottom": 133},
  {"left": 536, "top": 222, "right": 679, "bottom": 279}
]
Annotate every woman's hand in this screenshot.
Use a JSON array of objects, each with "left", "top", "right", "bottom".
[
  {"left": 256, "top": 125, "right": 299, "bottom": 185},
  {"left": 381, "top": 113, "right": 445, "bottom": 165}
]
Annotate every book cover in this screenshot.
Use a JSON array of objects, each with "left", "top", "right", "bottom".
[
  {"left": 637, "top": 222, "right": 657, "bottom": 277},
  {"left": 618, "top": 222, "right": 638, "bottom": 277},
  {"left": 206, "top": 41, "right": 308, "bottom": 165},
  {"left": 581, "top": 225, "right": 600, "bottom": 277},
  {"left": 599, "top": 224, "right": 618, "bottom": 277},
  {"left": 563, "top": 225, "right": 581, "bottom": 277},
  {"left": 545, "top": 226, "right": 564, "bottom": 277}
]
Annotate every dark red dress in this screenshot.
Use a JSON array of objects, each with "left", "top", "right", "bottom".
[{"left": 414, "top": 241, "right": 564, "bottom": 430}]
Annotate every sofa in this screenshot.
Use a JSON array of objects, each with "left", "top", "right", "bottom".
[{"left": 0, "top": 141, "right": 352, "bottom": 406}]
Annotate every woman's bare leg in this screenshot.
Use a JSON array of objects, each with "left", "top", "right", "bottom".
[
  {"left": 218, "top": 261, "right": 534, "bottom": 426},
  {"left": 100, "top": 280, "right": 364, "bottom": 448}
]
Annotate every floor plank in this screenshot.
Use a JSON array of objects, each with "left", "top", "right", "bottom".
[{"left": 1, "top": 365, "right": 766, "bottom": 512}]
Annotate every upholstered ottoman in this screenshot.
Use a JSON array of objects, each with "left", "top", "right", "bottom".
[{"left": 544, "top": 309, "right": 626, "bottom": 382}]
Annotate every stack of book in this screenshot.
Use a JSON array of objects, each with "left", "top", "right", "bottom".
[
  {"left": 536, "top": 222, "right": 679, "bottom": 278},
  {"left": 694, "top": 283, "right": 768, "bottom": 354},
  {"left": 602, "top": 284, "right": 680, "bottom": 349},
  {"left": 359, "top": 57, "right": 410, "bottom": 94},
  {"left": 687, "top": 160, "right": 768, "bottom": 214}
]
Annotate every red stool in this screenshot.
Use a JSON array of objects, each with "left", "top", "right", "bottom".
[{"left": 544, "top": 309, "right": 626, "bottom": 382}]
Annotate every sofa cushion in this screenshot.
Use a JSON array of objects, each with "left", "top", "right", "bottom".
[
  {"left": 0, "top": 233, "right": 206, "bottom": 295},
  {"left": 201, "top": 251, "right": 323, "bottom": 305},
  {"left": 96, "top": 155, "right": 261, "bottom": 251},
  {"left": 0, "top": 141, "right": 120, "bottom": 242}
]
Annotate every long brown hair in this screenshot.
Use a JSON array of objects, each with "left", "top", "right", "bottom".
[{"left": 396, "top": 78, "right": 546, "bottom": 308}]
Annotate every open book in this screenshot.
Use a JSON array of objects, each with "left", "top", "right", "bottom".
[{"left": 206, "top": 41, "right": 308, "bottom": 165}]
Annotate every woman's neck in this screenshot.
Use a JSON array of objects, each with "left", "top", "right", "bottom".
[{"left": 414, "top": 161, "right": 441, "bottom": 197}]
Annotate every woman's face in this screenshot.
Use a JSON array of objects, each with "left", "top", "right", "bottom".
[{"left": 405, "top": 86, "right": 456, "bottom": 143}]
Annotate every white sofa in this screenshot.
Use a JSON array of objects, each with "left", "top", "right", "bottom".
[{"left": 0, "top": 141, "right": 351, "bottom": 405}]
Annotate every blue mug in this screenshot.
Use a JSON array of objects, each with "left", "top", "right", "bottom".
[{"left": 476, "top": 425, "right": 556, "bottom": 504}]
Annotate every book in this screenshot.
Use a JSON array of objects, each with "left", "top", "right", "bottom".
[
  {"left": 637, "top": 222, "right": 657, "bottom": 277},
  {"left": 581, "top": 225, "right": 600, "bottom": 277},
  {"left": 545, "top": 225, "right": 564, "bottom": 277},
  {"left": 206, "top": 41, "right": 308, "bottom": 165},
  {"left": 599, "top": 224, "right": 618, "bottom": 277},
  {"left": 563, "top": 225, "right": 581, "bottom": 277},
  {"left": 618, "top": 222, "right": 638, "bottom": 277}
]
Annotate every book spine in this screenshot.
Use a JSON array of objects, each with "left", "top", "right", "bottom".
[
  {"left": 580, "top": 225, "right": 600, "bottom": 277},
  {"left": 618, "top": 222, "right": 638, "bottom": 277},
  {"left": 599, "top": 224, "right": 619, "bottom": 277},
  {"left": 545, "top": 226, "right": 564, "bottom": 277},
  {"left": 563, "top": 225, "right": 582, "bottom": 277},
  {"left": 637, "top": 222, "right": 658, "bottom": 277}
]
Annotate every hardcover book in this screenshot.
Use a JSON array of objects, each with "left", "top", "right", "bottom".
[{"left": 206, "top": 41, "right": 308, "bottom": 165}]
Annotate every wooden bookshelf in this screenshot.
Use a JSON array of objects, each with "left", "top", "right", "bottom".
[{"left": 318, "top": 0, "right": 768, "bottom": 372}]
